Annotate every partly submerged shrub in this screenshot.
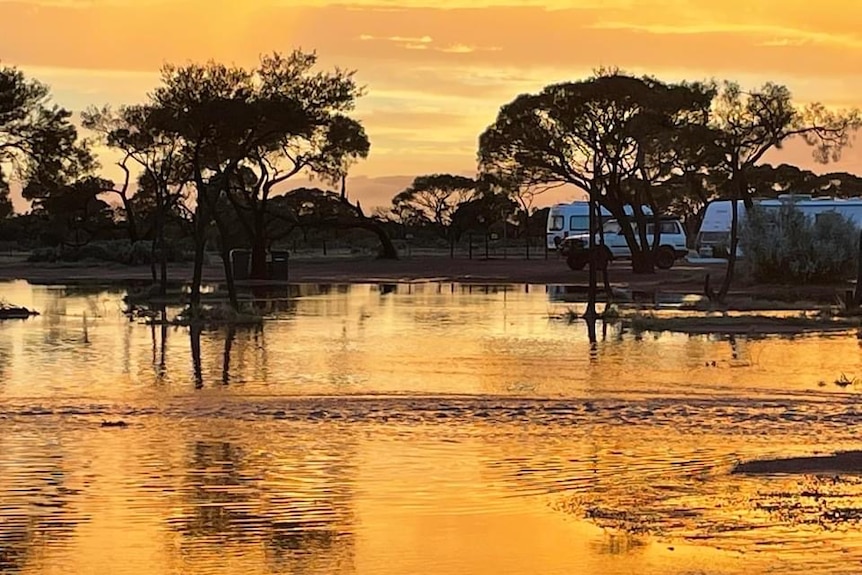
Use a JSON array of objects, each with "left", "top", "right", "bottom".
[
  {"left": 176, "top": 304, "right": 264, "bottom": 327},
  {"left": 739, "top": 204, "right": 859, "bottom": 284}
]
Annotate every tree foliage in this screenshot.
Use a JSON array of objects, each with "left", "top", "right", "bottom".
[
  {"left": 393, "top": 174, "right": 477, "bottom": 227},
  {"left": 478, "top": 72, "right": 714, "bottom": 273},
  {"left": 0, "top": 64, "right": 94, "bottom": 213},
  {"left": 707, "top": 81, "right": 860, "bottom": 299}
]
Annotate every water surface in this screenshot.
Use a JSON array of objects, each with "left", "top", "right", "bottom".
[{"left": 2, "top": 279, "right": 862, "bottom": 574}]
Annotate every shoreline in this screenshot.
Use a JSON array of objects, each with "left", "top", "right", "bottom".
[{"left": 0, "top": 253, "right": 853, "bottom": 305}]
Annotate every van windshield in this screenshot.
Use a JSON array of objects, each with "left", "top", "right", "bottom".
[{"left": 548, "top": 215, "right": 565, "bottom": 231}]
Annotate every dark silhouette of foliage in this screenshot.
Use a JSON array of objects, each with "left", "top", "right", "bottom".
[
  {"left": 706, "top": 81, "right": 860, "bottom": 301},
  {"left": 392, "top": 173, "right": 477, "bottom": 257},
  {"left": 1, "top": 64, "right": 92, "bottom": 205},
  {"left": 478, "top": 71, "right": 714, "bottom": 276}
]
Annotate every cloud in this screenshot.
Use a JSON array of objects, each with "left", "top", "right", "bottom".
[
  {"left": 5, "top": 0, "right": 862, "bottom": 211},
  {"left": 357, "top": 33, "right": 499, "bottom": 54},
  {"left": 588, "top": 20, "right": 862, "bottom": 49}
]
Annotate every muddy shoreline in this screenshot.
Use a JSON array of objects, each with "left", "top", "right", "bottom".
[{"left": 0, "top": 253, "right": 852, "bottom": 302}]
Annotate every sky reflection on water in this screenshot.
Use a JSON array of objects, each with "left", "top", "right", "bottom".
[{"left": 3, "top": 279, "right": 862, "bottom": 574}]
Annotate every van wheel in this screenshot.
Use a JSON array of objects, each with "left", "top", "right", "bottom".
[
  {"left": 567, "top": 253, "right": 587, "bottom": 271},
  {"left": 655, "top": 246, "right": 676, "bottom": 270}
]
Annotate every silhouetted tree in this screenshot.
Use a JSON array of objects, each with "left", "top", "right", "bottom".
[
  {"left": 1, "top": 64, "right": 90, "bottom": 212},
  {"left": 82, "top": 104, "right": 190, "bottom": 293},
  {"left": 392, "top": 173, "right": 477, "bottom": 257},
  {"left": 480, "top": 172, "right": 562, "bottom": 256},
  {"left": 271, "top": 187, "right": 397, "bottom": 257},
  {"left": 212, "top": 51, "right": 372, "bottom": 278},
  {"left": 708, "top": 81, "right": 860, "bottom": 301},
  {"left": 0, "top": 172, "right": 11, "bottom": 219},
  {"left": 478, "top": 72, "right": 713, "bottom": 277}
]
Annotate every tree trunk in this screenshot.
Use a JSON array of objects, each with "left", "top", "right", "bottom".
[
  {"left": 854, "top": 229, "right": 862, "bottom": 307},
  {"left": 361, "top": 220, "right": 398, "bottom": 259},
  {"left": 250, "top": 233, "right": 268, "bottom": 280},
  {"left": 218, "top": 237, "right": 239, "bottom": 311},
  {"left": 717, "top": 197, "right": 740, "bottom": 302},
  {"left": 157, "top": 186, "right": 168, "bottom": 298},
  {"left": 250, "top": 209, "right": 268, "bottom": 280},
  {"left": 630, "top": 249, "right": 655, "bottom": 274},
  {"left": 210, "top": 205, "right": 240, "bottom": 311},
  {"left": 125, "top": 202, "right": 139, "bottom": 244},
  {"left": 189, "top": 228, "right": 206, "bottom": 312},
  {"left": 584, "top": 187, "right": 599, "bottom": 324},
  {"left": 189, "top": 200, "right": 208, "bottom": 313}
]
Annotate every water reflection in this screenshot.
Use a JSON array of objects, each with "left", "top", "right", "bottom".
[
  {"left": 5, "top": 280, "right": 862, "bottom": 573},
  {"left": 0, "top": 431, "right": 82, "bottom": 573}
]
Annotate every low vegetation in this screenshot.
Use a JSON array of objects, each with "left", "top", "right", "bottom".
[{"left": 739, "top": 204, "right": 859, "bottom": 284}]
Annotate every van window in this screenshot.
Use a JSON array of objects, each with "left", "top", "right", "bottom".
[
  {"left": 569, "top": 215, "right": 589, "bottom": 232},
  {"left": 602, "top": 220, "right": 621, "bottom": 234},
  {"left": 549, "top": 215, "right": 565, "bottom": 231},
  {"left": 644, "top": 221, "right": 681, "bottom": 235}
]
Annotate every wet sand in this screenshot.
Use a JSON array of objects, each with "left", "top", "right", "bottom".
[{"left": 734, "top": 451, "right": 862, "bottom": 475}]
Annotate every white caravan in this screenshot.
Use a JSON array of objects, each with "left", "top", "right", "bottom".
[
  {"left": 546, "top": 202, "right": 652, "bottom": 250},
  {"left": 695, "top": 194, "right": 862, "bottom": 257}
]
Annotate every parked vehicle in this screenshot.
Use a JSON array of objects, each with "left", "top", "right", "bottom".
[
  {"left": 695, "top": 194, "right": 862, "bottom": 257},
  {"left": 546, "top": 202, "right": 652, "bottom": 250},
  {"left": 559, "top": 216, "right": 689, "bottom": 270}
]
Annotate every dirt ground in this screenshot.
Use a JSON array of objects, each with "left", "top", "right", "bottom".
[{"left": 0, "top": 252, "right": 851, "bottom": 302}]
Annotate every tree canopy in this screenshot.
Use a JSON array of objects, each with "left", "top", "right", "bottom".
[{"left": 478, "top": 71, "right": 715, "bottom": 272}]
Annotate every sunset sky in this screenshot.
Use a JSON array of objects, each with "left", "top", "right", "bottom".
[{"left": 5, "top": 0, "right": 862, "bottom": 210}]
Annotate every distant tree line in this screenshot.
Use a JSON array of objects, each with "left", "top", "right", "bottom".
[{"left": 1, "top": 56, "right": 860, "bottom": 313}]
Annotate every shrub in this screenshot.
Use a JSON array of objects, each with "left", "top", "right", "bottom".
[
  {"left": 739, "top": 203, "right": 859, "bottom": 283},
  {"left": 27, "top": 239, "right": 196, "bottom": 264}
]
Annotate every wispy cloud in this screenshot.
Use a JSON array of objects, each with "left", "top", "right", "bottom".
[
  {"left": 358, "top": 34, "right": 500, "bottom": 54},
  {"left": 588, "top": 20, "right": 862, "bottom": 49}
]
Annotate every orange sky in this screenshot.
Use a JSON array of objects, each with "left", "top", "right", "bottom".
[{"left": 4, "top": 0, "right": 862, "bottom": 210}]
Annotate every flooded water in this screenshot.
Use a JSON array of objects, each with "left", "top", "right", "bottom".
[{"left": 3, "top": 279, "right": 862, "bottom": 574}]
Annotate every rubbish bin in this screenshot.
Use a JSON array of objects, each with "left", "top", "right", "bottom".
[
  {"left": 268, "top": 250, "right": 290, "bottom": 281},
  {"left": 230, "top": 249, "right": 251, "bottom": 281}
]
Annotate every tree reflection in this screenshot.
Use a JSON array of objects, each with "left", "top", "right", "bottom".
[
  {"left": 190, "top": 324, "right": 203, "bottom": 389},
  {"left": 0, "top": 443, "right": 81, "bottom": 572},
  {"left": 172, "top": 437, "right": 356, "bottom": 572},
  {"left": 221, "top": 326, "right": 237, "bottom": 385}
]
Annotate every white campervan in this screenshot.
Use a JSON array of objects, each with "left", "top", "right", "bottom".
[
  {"left": 695, "top": 194, "right": 862, "bottom": 257},
  {"left": 546, "top": 202, "right": 652, "bottom": 250},
  {"left": 546, "top": 202, "right": 607, "bottom": 250}
]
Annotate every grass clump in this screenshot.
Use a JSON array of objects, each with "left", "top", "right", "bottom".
[{"left": 175, "top": 304, "right": 264, "bottom": 328}]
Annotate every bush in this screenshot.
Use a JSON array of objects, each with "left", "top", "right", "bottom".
[
  {"left": 739, "top": 204, "right": 859, "bottom": 283},
  {"left": 27, "top": 239, "right": 196, "bottom": 265}
]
